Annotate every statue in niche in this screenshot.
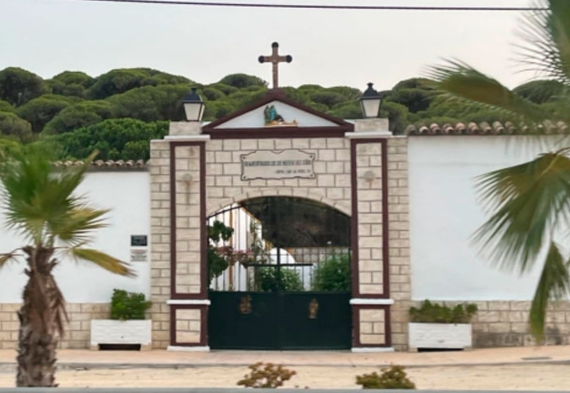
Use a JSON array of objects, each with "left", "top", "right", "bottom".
[{"left": 263, "top": 105, "right": 298, "bottom": 127}]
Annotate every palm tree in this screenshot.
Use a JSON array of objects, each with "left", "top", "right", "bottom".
[
  {"left": 430, "top": 0, "right": 570, "bottom": 340},
  {"left": 0, "top": 146, "right": 133, "bottom": 387}
]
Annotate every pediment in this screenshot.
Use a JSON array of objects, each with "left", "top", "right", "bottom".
[{"left": 202, "top": 90, "right": 353, "bottom": 136}]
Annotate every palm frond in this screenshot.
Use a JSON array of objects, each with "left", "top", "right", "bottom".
[
  {"left": 0, "top": 146, "right": 98, "bottom": 245},
  {"left": 516, "top": 0, "right": 570, "bottom": 84},
  {"left": 473, "top": 149, "right": 570, "bottom": 273},
  {"left": 429, "top": 61, "right": 549, "bottom": 128},
  {"left": 70, "top": 248, "right": 134, "bottom": 277},
  {"left": 529, "top": 242, "right": 570, "bottom": 340},
  {"left": 49, "top": 207, "right": 109, "bottom": 247},
  {"left": 0, "top": 250, "right": 20, "bottom": 269}
]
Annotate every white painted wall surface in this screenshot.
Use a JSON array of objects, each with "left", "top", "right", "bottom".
[
  {"left": 0, "top": 172, "right": 151, "bottom": 303},
  {"left": 409, "top": 136, "right": 561, "bottom": 301}
]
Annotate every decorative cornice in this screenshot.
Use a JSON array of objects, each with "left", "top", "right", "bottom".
[
  {"left": 53, "top": 160, "right": 149, "bottom": 171},
  {"left": 405, "top": 121, "right": 568, "bottom": 136}
]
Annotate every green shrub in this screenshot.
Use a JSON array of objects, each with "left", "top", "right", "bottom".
[
  {"left": 237, "top": 362, "right": 296, "bottom": 388},
  {"left": 356, "top": 365, "right": 416, "bottom": 389},
  {"left": 110, "top": 289, "right": 152, "bottom": 320},
  {"left": 255, "top": 267, "right": 304, "bottom": 292},
  {"left": 207, "top": 220, "right": 235, "bottom": 283},
  {"left": 409, "top": 300, "right": 478, "bottom": 324},
  {"left": 312, "top": 253, "right": 351, "bottom": 292}
]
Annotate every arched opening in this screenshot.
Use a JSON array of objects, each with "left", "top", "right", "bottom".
[{"left": 207, "top": 196, "right": 352, "bottom": 350}]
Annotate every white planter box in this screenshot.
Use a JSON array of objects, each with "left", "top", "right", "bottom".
[
  {"left": 408, "top": 322, "right": 472, "bottom": 350},
  {"left": 90, "top": 320, "right": 151, "bottom": 349}
]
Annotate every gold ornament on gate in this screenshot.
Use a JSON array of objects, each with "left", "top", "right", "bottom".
[
  {"left": 308, "top": 298, "right": 319, "bottom": 319},
  {"left": 239, "top": 295, "right": 252, "bottom": 315}
]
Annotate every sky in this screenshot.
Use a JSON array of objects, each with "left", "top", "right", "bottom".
[{"left": 0, "top": 0, "right": 538, "bottom": 91}]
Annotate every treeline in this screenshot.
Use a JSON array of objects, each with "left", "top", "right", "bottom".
[{"left": 0, "top": 67, "right": 564, "bottom": 160}]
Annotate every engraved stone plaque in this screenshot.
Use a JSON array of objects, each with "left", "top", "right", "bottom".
[{"left": 241, "top": 149, "right": 315, "bottom": 180}]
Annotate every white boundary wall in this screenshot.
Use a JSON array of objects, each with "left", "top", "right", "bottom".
[
  {"left": 409, "top": 136, "right": 563, "bottom": 301},
  {"left": 0, "top": 172, "right": 151, "bottom": 303}
]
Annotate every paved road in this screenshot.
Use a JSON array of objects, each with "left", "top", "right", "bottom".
[{"left": 1, "top": 364, "right": 570, "bottom": 390}]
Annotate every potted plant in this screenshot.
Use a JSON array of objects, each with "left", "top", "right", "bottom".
[
  {"left": 90, "top": 289, "right": 152, "bottom": 350},
  {"left": 408, "top": 300, "right": 478, "bottom": 351}
]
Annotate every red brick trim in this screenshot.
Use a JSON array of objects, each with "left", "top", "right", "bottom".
[
  {"left": 169, "top": 141, "right": 208, "bottom": 300},
  {"left": 169, "top": 305, "right": 208, "bottom": 347},
  {"left": 350, "top": 139, "right": 390, "bottom": 299},
  {"left": 352, "top": 304, "right": 392, "bottom": 348}
]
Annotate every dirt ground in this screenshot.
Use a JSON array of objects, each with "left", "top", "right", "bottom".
[{"left": 1, "top": 364, "right": 570, "bottom": 390}]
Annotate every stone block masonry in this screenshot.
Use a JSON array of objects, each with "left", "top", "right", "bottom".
[
  {"left": 387, "top": 138, "right": 412, "bottom": 351},
  {"left": 205, "top": 138, "right": 352, "bottom": 217},
  {"left": 173, "top": 145, "right": 202, "bottom": 296},
  {"left": 149, "top": 139, "right": 173, "bottom": 348},
  {"left": 354, "top": 141, "right": 384, "bottom": 296},
  {"left": 359, "top": 307, "right": 387, "bottom": 345},
  {"left": 0, "top": 303, "right": 111, "bottom": 349},
  {"left": 472, "top": 301, "right": 570, "bottom": 347},
  {"left": 174, "top": 308, "right": 202, "bottom": 344}
]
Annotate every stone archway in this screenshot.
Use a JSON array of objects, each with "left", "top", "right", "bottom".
[
  {"left": 206, "top": 189, "right": 352, "bottom": 218},
  {"left": 207, "top": 195, "right": 353, "bottom": 350}
]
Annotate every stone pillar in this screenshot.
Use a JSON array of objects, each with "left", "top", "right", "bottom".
[
  {"left": 386, "top": 137, "right": 412, "bottom": 351},
  {"left": 348, "top": 119, "right": 409, "bottom": 352},
  {"left": 151, "top": 122, "right": 210, "bottom": 351},
  {"left": 149, "top": 139, "right": 173, "bottom": 348}
]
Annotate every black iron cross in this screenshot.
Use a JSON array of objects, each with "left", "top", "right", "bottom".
[{"left": 258, "top": 42, "right": 292, "bottom": 89}]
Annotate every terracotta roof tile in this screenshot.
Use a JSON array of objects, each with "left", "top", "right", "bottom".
[
  {"left": 53, "top": 159, "right": 149, "bottom": 171},
  {"left": 405, "top": 121, "right": 568, "bottom": 136}
]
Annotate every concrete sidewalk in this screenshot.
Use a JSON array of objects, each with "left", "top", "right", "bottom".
[{"left": 0, "top": 345, "right": 569, "bottom": 369}]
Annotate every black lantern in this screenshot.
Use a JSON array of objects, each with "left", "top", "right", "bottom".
[
  {"left": 181, "top": 87, "right": 205, "bottom": 122},
  {"left": 360, "top": 82, "right": 382, "bottom": 118}
]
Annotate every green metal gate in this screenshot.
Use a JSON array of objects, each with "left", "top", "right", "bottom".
[{"left": 207, "top": 197, "right": 352, "bottom": 350}]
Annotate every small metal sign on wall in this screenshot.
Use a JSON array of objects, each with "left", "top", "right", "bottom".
[
  {"left": 241, "top": 149, "right": 315, "bottom": 180},
  {"left": 130, "top": 235, "right": 148, "bottom": 263}
]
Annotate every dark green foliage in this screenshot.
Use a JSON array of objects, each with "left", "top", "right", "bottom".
[
  {"left": 87, "top": 68, "right": 190, "bottom": 99},
  {"left": 381, "top": 101, "right": 410, "bottom": 134},
  {"left": 329, "top": 102, "right": 362, "bottom": 119},
  {"left": 45, "top": 119, "right": 168, "bottom": 161},
  {"left": 3, "top": 65, "right": 564, "bottom": 160},
  {"left": 48, "top": 71, "right": 95, "bottom": 97},
  {"left": 107, "top": 84, "right": 188, "bottom": 122},
  {"left": 393, "top": 77, "right": 434, "bottom": 91},
  {"left": 207, "top": 221, "right": 235, "bottom": 283},
  {"left": 409, "top": 300, "right": 478, "bottom": 324},
  {"left": 208, "top": 83, "right": 238, "bottom": 95},
  {"left": 0, "top": 112, "right": 33, "bottom": 142},
  {"left": 203, "top": 100, "right": 238, "bottom": 121},
  {"left": 513, "top": 80, "right": 566, "bottom": 104},
  {"left": 356, "top": 366, "right": 416, "bottom": 389},
  {"left": 219, "top": 73, "right": 267, "bottom": 89},
  {"left": 328, "top": 86, "right": 362, "bottom": 100},
  {"left": 0, "top": 137, "right": 23, "bottom": 154},
  {"left": 309, "top": 90, "right": 346, "bottom": 108},
  {"left": 0, "top": 100, "right": 15, "bottom": 113},
  {"left": 202, "top": 87, "right": 226, "bottom": 101},
  {"left": 17, "top": 95, "right": 76, "bottom": 132},
  {"left": 110, "top": 289, "right": 152, "bottom": 320},
  {"left": 224, "top": 89, "right": 267, "bottom": 110},
  {"left": 43, "top": 100, "right": 114, "bottom": 134},
  {"left": 387, "top": 88, "right": 436, "bottom": 113},
  {"left": 312, "top": 253, "right": 351, "bottom": 292},
  {"left": 255, "top": 267, "right": 304, "bottom": 292},
  {"left": 0, "top": 67, "right": 49, "bottom": 106},
  {"left": 237, "top": 362, "right": 296, "bottom": 388}
]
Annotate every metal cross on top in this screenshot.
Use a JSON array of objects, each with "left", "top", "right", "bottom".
[{"left": 258, "top": 42, "right": 292, "bottom": 89}]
